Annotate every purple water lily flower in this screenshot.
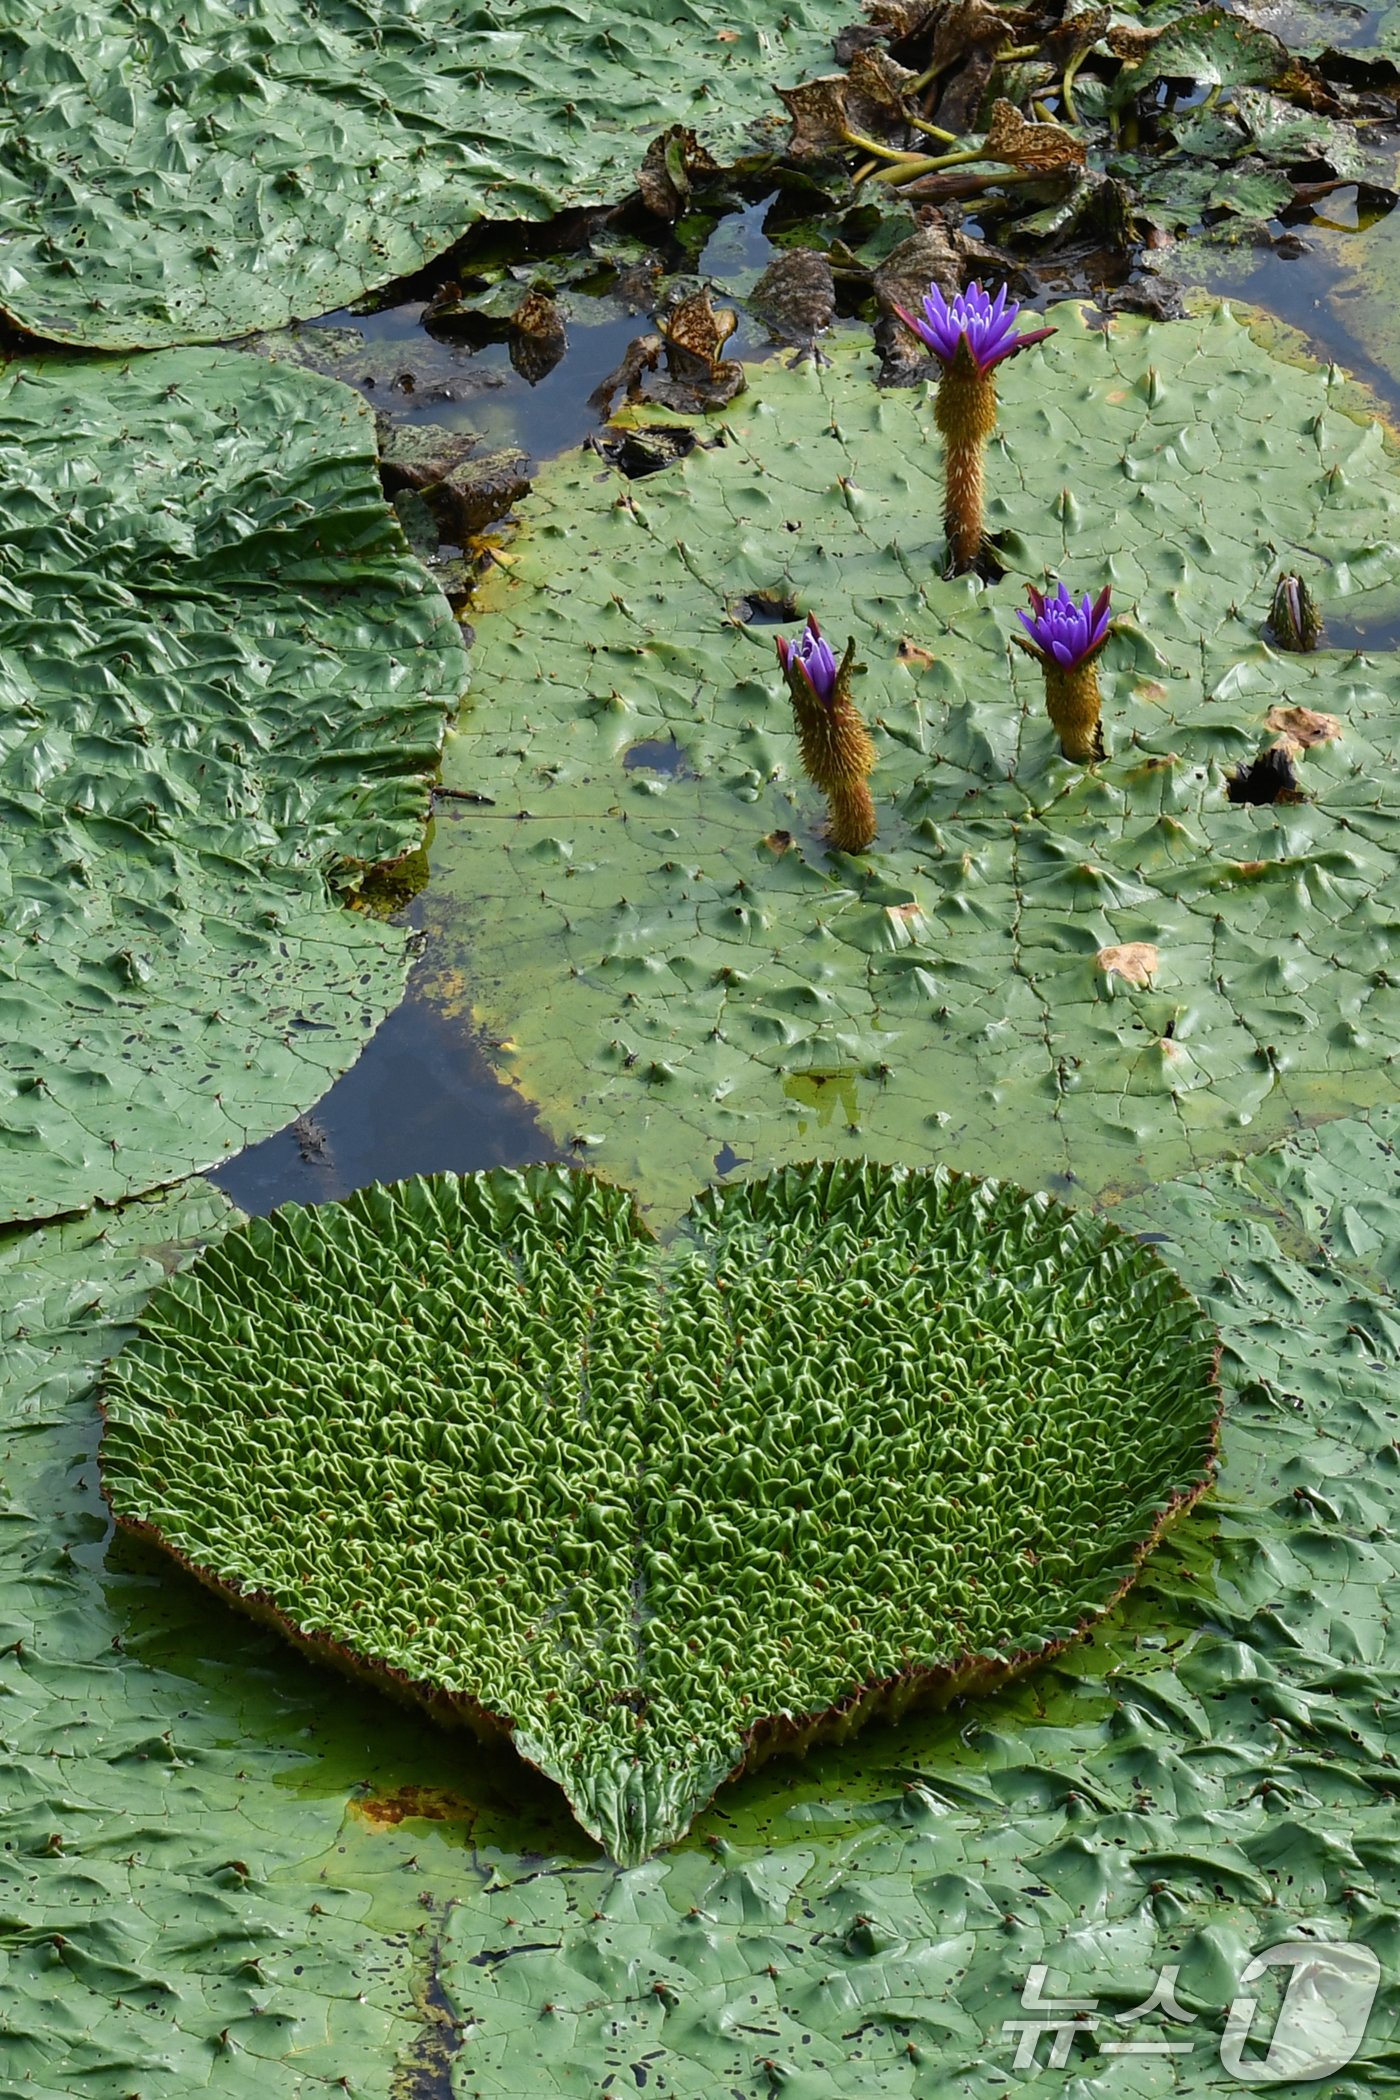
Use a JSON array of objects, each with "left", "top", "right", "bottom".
[
  {"left": 1017, "top": 581, "right": 1112, "bottom": 668},
  {"left": 776, "top": 614, "right": 839, "bottom": 706},
  {"left": 893, "top": 279, "right": 1056, "bottom": 377}
]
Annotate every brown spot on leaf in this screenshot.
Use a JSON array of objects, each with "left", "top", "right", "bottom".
[
  {"left": 350, "top": 1785, "right": 476, "bottom": 1829},
  {"left": 1097, "top": 942, "right": 1159, "bottom": 987},
  {"left": 1266, "top": 704, "right": 1341, "bottom": 751}
]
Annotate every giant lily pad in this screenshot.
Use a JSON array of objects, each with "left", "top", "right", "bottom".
[
  {"left": 411, "top": 1108, "right": 1400, "bottom": 2092},
  {"left": 0, "top": 0, "right": 850, "bottom": 349},
  {"left": 9, "top": 1111, "right": 1400, "bottom": 2094},
  {"left": 0, "top": 346, "right": 465, "bottom": 1221},
  {"left": 422, "top": 301, "right": 1400, "bottom": 1215},
  {"left": 100, "top": 1159, "right": 1220, "bottom": 1861}
]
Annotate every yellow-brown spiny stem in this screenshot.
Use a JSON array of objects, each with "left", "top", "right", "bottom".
[
  {"left": 782, "top": 637, "right": 878, "bottom": 853},
  {"left": 933, "top": 341, "right": 999, "bottom": 575},
  {"left": 1042, "top": 658, "right": 1105, "bottom": 763},
  {"left": 825, "top": 778, "right": 878, "bottom": 855}
]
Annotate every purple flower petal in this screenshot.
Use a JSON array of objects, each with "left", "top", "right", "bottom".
[
  {"left": 778, "top": 614, "right": 841, "bottom": 706},
  {"left": 1017, "top": 580, "right": 1114, "bottom": 670},
  {"left": 902, "top": 278, "right": 1057, "bottom": 375}
]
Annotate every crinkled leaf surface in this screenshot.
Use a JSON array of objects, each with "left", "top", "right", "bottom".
[
  {"left": 99, "top": 1161, "right": 1219, "bottom": 1861},
  {"left": 0, "top": 1184, "right": 440, "bottom": 2100},
  {"left": 0, "top": 0, "right": 850, "bottom": 350},
  {"left": 425, "top": 1108, "right": 1400, "bottom": 2092},
  {"left": 424, "top": 302, "right": 1400, "bottom": 1216},
  {"left": 0, "top": 346, "right": 464, "bottom": 1221}
]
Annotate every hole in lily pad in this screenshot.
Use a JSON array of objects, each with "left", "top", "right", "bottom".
[
  {"left": 591, "top": 426, "right": 699, "bottom": 479},
  {"left": 730, "top": 586, "right": 800, "bottom": 625},
  {"left": 100, "top": 1162, "right": 1220, "bottom": 1861},
  {"left": 1227, "top": 746, "right": 1305, "bottom": 805},
  {"left": 623, "top": 737, "right": 691, "bottom": 776}
]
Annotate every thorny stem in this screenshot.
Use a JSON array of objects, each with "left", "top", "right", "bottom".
[
  {"left": 1041, "top": 658, "right": 1105, "bottom": 762},
  {"left": 781, "top": 638, "right": 879, "bottom": 854},
  {"left": 934, "top": 347, "right": 999, "bottom": 575}
]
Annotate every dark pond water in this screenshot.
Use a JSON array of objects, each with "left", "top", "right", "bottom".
[{"left": 213, "top": 192, "right": 1400, "bottom": 1218}]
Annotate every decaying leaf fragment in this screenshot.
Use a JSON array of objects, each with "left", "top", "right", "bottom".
[
  {"left": 509, "top": 288, "right": 567, "bottom": 385},
  {"left": 983, "top": 98, "right": 1087, "bottom": 173},
  {"left": 658, "top": 289, "right": 746, "bottom": 407},
  {"left": 917, "top": 0, "right": 1035, "bottom": 79},
  {"left": 778, "top": 47, "right": 916, "bottom": 158},
  {"left": 637, "top": 125, "right": 721, "bottom": 217},
  {"left": 750, "top": 249, "right": 837, "bottom": 346}
]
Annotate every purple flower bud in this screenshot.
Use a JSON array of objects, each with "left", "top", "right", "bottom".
[
  {"left": 893, "top": 279, "right": 1056, "bottom": 377},
  {"left": 776, "top": 613, "right": 840, "bottom": 706},
  {"left": 1016, "top": 581, "right": 1113, "bottom": 669}
]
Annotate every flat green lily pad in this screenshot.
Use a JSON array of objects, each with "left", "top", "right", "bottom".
[
  {"left": 0, "top": 346, "right": 465, "bottom": 1221},
  {"left": 422, "top": 301, "right": 1400, "bottom": 1216},
  {"left": 100, "top": 1159, "right": 1219, "bottom": 1862},
  {"left": 0, "top": 0, "right": 849, "bottom": 349}
]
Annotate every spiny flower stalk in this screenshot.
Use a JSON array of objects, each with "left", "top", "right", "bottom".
[
  {"left": 776, "top": 616, "right": 878, "bottom": 853},
  {"left": 1269, "top": 572, "right": 1322, "bottom": 653},
  {"left": 893, "top": 280, "right": 1055, "bottom": 575},
  {"left": 1014, "top": 581, "right": 1112, "bottom": 762}
]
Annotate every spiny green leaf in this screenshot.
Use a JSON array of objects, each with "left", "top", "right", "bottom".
[
  {"left": 0, "top": 346, "right": 464, "bottom": 1220},
  {"left": 100, "top": 1159, "right": 1220, "bottom": 1861},
  {"left": 420, "top": 301, "right": 1400, "bottom": 1216}
]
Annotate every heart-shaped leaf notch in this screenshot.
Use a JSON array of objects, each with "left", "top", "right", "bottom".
[{"left": 100, "top": 1161, "right": 1220, "bottom": 1859}]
